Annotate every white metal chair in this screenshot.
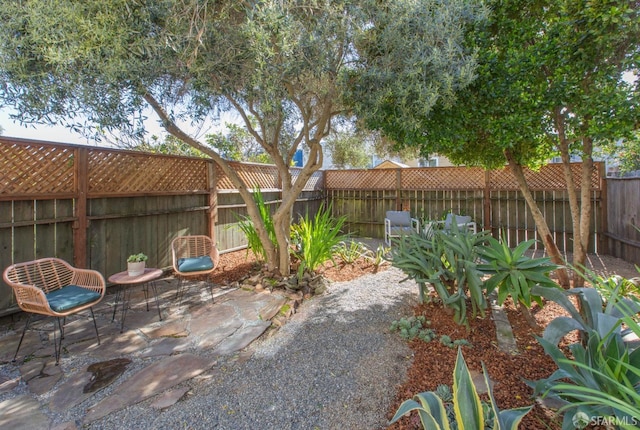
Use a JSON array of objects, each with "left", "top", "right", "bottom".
[
  {"left": 424, "top": 213, "right": 477, "bottom": 238},
  {"left": 384, "top": 211, "right": 420, "bottom": 246},
  {"left": 2, "top": 258, "right": 105, "bottom": 364},
  {"left": 171, "top": 235, "right": 220, "bottom": 303}
]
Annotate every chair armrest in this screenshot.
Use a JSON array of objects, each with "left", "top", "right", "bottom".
[
  {"left": 411, "top": 218, "right": 420, "bottom": 232},
  {"left": 70, "top": 269, "right": 106, "bottom": 297},
  {"left": 11, "top": 284, "right": 51, "bottom": 314},
  {"left": 384, "top": 218, "right": 391, "bottom": 229}
]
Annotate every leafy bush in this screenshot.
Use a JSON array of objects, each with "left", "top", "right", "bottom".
[
  {"left": 530, "top": 280, "right": 640, "bottom": 429},
  {"left": 390, "top": 348, "right": 531, "bottom": 429},
  {"left": 235, "top": 189, "right": 276, "bottom": 262},
  {"left": 389, "top": 226, "right": 490, "bottom": 327},
  {"left": 290, "top": 203, "right": 347, "bottom": 278}
]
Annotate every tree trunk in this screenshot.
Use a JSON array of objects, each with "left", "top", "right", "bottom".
[
  {"left": 143, "top": 93, "right": 280, "bottom": 270},
  {"left": 553, "top": 108, "right": 595, "bottom": 287},
  {"left": 576, "top": 134, "right": 595, "bottom": 287},
  {"left": 504, "top": 149, "right": 571, "bottom": 287}
]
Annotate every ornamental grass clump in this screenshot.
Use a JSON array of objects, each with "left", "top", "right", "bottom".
[
  {"left": 235, "top": 189, "right": 276, "bottom": 263},
  {"left": 290, "top": 203, "right": 347, "bottom": 278}
]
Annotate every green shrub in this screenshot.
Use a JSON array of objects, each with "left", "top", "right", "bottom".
[
  {"left": 235, "top": 189, "right": 276, "bottom": 262},
  {"left": 290, "top": 203, "right": 347, "bottom": 278},
  {"left": 390, "top": 348, "right": 531, "bottom": 429}
]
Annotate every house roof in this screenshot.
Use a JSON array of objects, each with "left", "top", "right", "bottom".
[{"left": 373, "top": 160, "right": 409, "bottom": 169}]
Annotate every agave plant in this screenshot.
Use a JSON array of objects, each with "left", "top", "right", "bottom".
[
  {"left": 478, "top": 235, "right": 560, "bottom": 308},
  {"left": 389, "top": 348, "right": 532, "bottom": 429},
  {"left": 477, "top": 234, "right": 561, "bottom": 328},
  {"left": 530, "top": 280, "right": 640, "bottom": 429},
  {"left": 389, "top": 226, "right": 490, "bottom": 327}
]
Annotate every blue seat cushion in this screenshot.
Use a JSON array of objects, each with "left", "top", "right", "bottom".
[
  {"left": 177, "top": 256, "right": 214, "bottom": 273},
  {"left": 46, "top": 285, "right": 102, "bottom": 312}
]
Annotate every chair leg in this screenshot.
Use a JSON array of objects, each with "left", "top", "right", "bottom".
[
  {"left": 208, "top": 277, "right": 215, "bottom": 302},
  {"left": 12, "top": 314, "right": 32, "bottom": 363},
  {"left": 54, "top": 317, "right": 63, "bottom": 365},
  {"left": 90, "top": 307, "right": 101, "bottom": 346},
  {"left": 175, "top": 277, "right": 183, "bottom": 300}
]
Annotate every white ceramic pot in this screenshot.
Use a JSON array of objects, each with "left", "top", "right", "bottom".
[{"left": 127, "top": 261, "right": 145, "bottom": 277}]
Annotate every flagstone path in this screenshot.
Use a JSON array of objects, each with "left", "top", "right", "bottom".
[{"left": 0, "top": 277, "right": 288, "bottom": 429}]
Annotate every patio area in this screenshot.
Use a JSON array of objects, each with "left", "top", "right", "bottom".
[{"left": 0, "top": 275, "right": 291, "bottom": 428}]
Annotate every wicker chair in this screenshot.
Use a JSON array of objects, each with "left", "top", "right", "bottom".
[
  {"left": 171, "top": 235, "right": 220, "bottom": 303},
  {"left": 2, "top": 258, "right": 106, "bottom": 364}
]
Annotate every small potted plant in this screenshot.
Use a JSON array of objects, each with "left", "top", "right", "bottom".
[{"left": 127, "top": 253, "right": 148, "bottom": 276}]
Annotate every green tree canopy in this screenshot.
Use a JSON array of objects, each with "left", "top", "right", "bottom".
[
  {"left": 349, "top": 0, "right": 639, "bottom": 285},
  {"left": 0, "top": 0, "right": 487, "bottom": 274}
]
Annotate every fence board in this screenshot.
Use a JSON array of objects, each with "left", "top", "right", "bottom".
[{"left": 606, "top": 178, "right": 640, "bottom": 264}]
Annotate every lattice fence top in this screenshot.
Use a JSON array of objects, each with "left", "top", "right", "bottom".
[
  {"left": 1, "top": 137, "right": 325, "bottom": 198},
  {"left": 489, "top": 163, "right": 602, "bottom": 190},
  {"left": 89, "top": 150, "right": 209, "bottom": 194},
  {"left": 326, "top": 163, "right": 602, "bottom": 191},
  {"left": 216, "top": 162, "right": 322, "bottom": 191},
  {"left": 0, "top": 140, "right": 76, "bottom": 195},
  {"left": 325, "top": 169, "right": 397, "bottom": 189},
  {"left": 402, "top": 167, "right": 486, "bottom": 189},
  {"left": 217, "top": 162, "right": 280, "bottom": 190}
]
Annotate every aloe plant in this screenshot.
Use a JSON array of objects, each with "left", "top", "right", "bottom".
[
  {"left": 389, "top": 226, "right": 490, "bottom": 327},
  {"left": 390, "top": 348, "right": 532, "bottom": 429}
]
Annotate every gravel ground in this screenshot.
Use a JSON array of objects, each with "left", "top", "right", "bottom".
[{"left": 88, "top": 267, "right": 418, "bottom": 429}]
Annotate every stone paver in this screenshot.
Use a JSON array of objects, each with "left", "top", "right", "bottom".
[
  {"left": 0, "top": 394, "right": 50, "bottom": 430},
  {"left": 84, "top": 353, "right": 214, "bottom": 423},
  {"left": 0, "top": 277, "right": 289, "bottom": 429}
]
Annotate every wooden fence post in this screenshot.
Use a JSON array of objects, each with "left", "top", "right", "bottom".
[
  {"left": 395, "top": 168, "right": 402, "bottom": 210},
  {"left": 599, "top": 163, "right": 608, "bottom": 254},
  {"left": 73, "top": 147, "right": 88, "bottom": 268},
  {"left": 484, "top": 170, "right": 492, "bottom": 232},
  {"left": 208, "top": 161, "right": 218, "bottom": 243}
]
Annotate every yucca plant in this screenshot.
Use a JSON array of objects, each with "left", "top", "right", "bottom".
[
  {"left": 389, "top": 348, "right": 532, "bottom": 429},
  {"left": 290, "top": 203, "right": 347, "bottom": 278}
]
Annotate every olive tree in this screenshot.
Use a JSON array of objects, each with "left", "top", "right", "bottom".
[{"left": 0, "top": 0, "right": 487, "bottom": 275}]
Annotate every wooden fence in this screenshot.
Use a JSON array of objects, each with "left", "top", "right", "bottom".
[
  {"left": 325, "top": 163, "right": 606, "bottom": 253},
  {"left": 2, "top": 136, "right": 636, "bottom": 316},
  {"left": 605, "top": 178, "right": 640, "bottom": 265},
  {"left": 0, "top": 137, "right": 323, "bottom": 315}
]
